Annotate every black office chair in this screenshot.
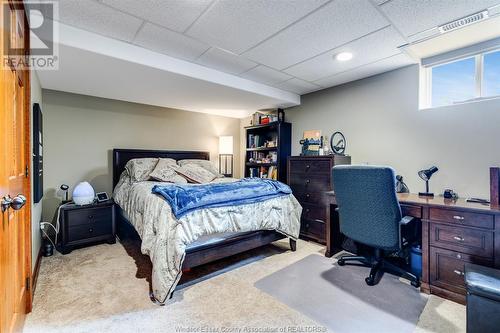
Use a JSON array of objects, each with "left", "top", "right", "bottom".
[{"left": 332, "top": 165, "right": 420, "bottom": 287}]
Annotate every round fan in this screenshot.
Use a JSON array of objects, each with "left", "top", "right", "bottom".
[{"left": 330, "top": 131, "right": 346, "bottom": 155}]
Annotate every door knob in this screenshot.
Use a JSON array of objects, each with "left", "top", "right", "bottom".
[
  {"left": 1, "top": 195, "right": 12, "bottom": 212},
  {"left": 10, "top": 194, "right": 26, "bottom": 210}
]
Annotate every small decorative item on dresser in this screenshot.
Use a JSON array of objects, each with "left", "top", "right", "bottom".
[
  {"left": 58, "top": 200, "right": 116, "bottom": 254},
  {"left": 72, "top": 181, "right": 95, "bottom": 205},
  {"left": 330, "top": 131, "right": 346, "bottom": 155}
]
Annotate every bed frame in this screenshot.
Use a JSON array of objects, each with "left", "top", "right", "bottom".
[{"left": 112, "top": 148, "right": 296, "bottom": 271}]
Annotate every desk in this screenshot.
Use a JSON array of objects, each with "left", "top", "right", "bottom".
[{"left": 325, "top": 191, "right": 500, "bottom": 304}]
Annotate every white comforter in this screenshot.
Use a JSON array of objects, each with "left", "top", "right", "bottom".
[{"left": 113, "top": 175, "right": 302, "bottom": 303}]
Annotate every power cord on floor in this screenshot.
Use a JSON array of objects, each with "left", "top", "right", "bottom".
[{"left": 40, "top": 202, "right": 72, "bottom": 250}]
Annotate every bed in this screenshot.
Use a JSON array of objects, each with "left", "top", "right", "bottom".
[{"left": 112, "top": 149, "right": 301, "bottom": 303}]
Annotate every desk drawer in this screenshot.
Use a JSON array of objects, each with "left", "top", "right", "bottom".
[
  {"left": 430, "top": 223, "right": 494, "bottom": 258},
  {"left": 301, "top": 203, "right": 327, "bottom": 222},
  {"left": 289, "top": 160, "right": 331, "bottom": 175},
  {"left": 429, "top": 208, "right": 494, "bottom": 229},
  {"left": 66, "top": 207, "right": 112, "bottom": 227},
  {"left": 300, "top": 218, "right": 325, "bottom": 242},
  {"left": 429, "top": 247, "right": 493, "bottom": 294},
  {"left": 401, "top": 204, "right": 422, "bottom": 219}
]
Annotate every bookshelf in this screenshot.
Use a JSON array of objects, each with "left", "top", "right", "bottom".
[{"left": 245, "top": 121, "right": 291, "bottom": 182}]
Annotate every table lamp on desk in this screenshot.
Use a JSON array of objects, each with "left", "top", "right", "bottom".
[{"left": 418, "top": 166, "right": 438, "bottom": 197}]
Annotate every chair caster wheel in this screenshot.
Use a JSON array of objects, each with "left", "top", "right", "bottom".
[
  {"left": 365, "top": 277, "right": 375, "bottom": 286},
  {"left": 411, "top": 280, "right": 421, "bottom": 288},
  {"left": 337, "top": 259, "right": 345, "bottom": 266}
]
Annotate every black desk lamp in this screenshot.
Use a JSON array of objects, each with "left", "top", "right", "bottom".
[{"left": 418, "top": 166, "right": 438, "bottom": 197}]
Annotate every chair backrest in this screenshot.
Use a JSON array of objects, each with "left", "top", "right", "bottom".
[{"left": 332, "top": 165, "right": 402, "bottom": 251}]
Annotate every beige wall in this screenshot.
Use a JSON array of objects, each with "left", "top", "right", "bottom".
[
  {"left": 31, "top": 71, "right": 43, "bottom": 270},
  {"left": 41, "top": 90, "right": 241, "bottom": 222},
  {"left": 286, "top": 65, "right": 500, "bottom": 199}
]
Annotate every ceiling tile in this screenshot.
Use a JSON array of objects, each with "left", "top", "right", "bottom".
[
  {"left": 380, "top": 0, "right": 500, "bottom": 37},
  {"left": 186, "top": 0, "right": 329, "bottom": 54},
  {"left": 195, "top": 48, "right": 258, "bottom": 75},
  {"left": 134, "top": 23, "right": 209, "bottom": 61},
  {"left": 56, "top": 0, "right": 143, "bottom": 42},
  {"left": 274, "top": 78, "right": 321, "bottom": 95},
  {"left": 314, "top": 53, "right": 415, "bottom": 88},
  {"left": 243, "top": 0, "right": 389, "bottom": 70},
  {"left": 239, "top": 66, "right": 292, "bottom": 85},
  {"left": 284, "top": 26, "right": 405, "bottom": 82},
  {"left": 102, "top": 0, "right": 212, "bottom": 32}
]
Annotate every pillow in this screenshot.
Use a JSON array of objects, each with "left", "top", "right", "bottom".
[
  {"left": 149, "top": 158, "right": 187, "bottom": 184},
  {"left": 177, "top": 159, "right": 222, "bottom": 178},
  {"left": 175, "top": 164, "right": 216, "bottom": 184},
  {"left": 124, "top": 158, "right": 159, "bottom": 182}
]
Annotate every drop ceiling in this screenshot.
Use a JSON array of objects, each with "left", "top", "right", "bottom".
[{"left": 36, "top": 0, "right": 500, "bottom": 117}]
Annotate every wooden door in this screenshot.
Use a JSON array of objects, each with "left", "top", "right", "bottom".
[{"left": 1, "top": 2, "right": 32, "bottom": 332}]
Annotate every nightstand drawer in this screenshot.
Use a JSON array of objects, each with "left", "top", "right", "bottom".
[
  {"left": 429, "top": 208, "right": 494, "bottom": 229},
  {"left": 430, "top": 223, "right": 494, "bottom": 258},
  {"left": 67, "top": 222, "right": 112, "bottom": 242},
  {"left": 66, "top": 207, "right": 112, "bottom": 227},
  {"left": 289, "top": 160, "right": 331, "bottom": 175}
]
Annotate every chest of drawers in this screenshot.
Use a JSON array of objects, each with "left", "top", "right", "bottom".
[{"left": 287, "top": 155, "right": 351, "bottom": 244}]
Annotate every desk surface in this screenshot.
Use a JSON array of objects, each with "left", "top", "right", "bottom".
[{"left": 325, "top": 191, "right": 500, "bottom": 213}]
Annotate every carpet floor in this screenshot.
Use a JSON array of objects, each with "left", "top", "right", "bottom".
[{"left": 24, "top": 239, "right": 466, "bottom": 333}]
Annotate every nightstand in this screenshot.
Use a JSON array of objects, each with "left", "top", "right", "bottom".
[{"left": 58, "top": 200, "right": 116, "bottom": 254}]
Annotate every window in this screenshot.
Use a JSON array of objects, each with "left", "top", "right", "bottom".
[{"left": 421, "top": 49, "right": 500, "bottom": 109}]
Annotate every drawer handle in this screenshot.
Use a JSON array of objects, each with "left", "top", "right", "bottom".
[
  {"left": 306, "top": 165, "right": 310, "bottom": 169},
  {"left": 456, "top": 254, "right": 462, "bottom": 259},
  {"left": 305, "top": 208, "right": 310, "bottom": 213},
  {"left": 88, "top": 215, "right": 94, "bottom": 219},
  {"left": 453, "top": 269, "right": 464, "bottom": 276},
  {"left": 453, "top": 215, "right": 465, "bottom": 221},
  {"left": 305, "top": 223, "right": 310, "bottom": 228},
  {"left": 306, "top": 194, "right": 310, "bottom": 198},
  {"left": 89, "top": 228, "right": 93, "bottom": 233},
  {"left": 305, "top": 179, "right": 310, "bottom": 185},
  {"left": 453, "top": 236, "right": 464, "bottom": 241}
]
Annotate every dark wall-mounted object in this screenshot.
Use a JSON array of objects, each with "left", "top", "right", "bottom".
[
  {"left": 491, "top": 167, "right": 500, "bottom": 207},
  {"left": 33, "top": 103, "right": 43, "bottom": 203}
]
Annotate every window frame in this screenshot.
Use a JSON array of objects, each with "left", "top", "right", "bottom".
[{"left": 420, "top": 48, "right": 500, "bottom": 109}]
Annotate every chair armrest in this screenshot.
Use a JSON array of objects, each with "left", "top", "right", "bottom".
[{"left": 399, "top": 216, "right": 415, "bottom": 226}]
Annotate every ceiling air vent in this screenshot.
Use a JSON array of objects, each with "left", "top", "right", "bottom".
[{"left": 439, "top": 10, "right": 489, "bottom": 33}]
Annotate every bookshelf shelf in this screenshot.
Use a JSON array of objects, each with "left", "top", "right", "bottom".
[
  {"left": 246, "top": 162, "right": 277, "bottom": 167},
  {"left": 245, "top": 121, "right": 291, "bottom": 181},
  {"left": 246, "top": 147, "right": 278, "bottom": 152}
]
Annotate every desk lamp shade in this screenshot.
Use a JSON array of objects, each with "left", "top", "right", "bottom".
[
  {"left": 72, "top": 181, "right": 95, "bottom": 205},
  {"left": 219, "top": 136, "right": 233, "bottom": 177},
  {"left": 418, "top": 166, "right": 438, "bottom": 197}
]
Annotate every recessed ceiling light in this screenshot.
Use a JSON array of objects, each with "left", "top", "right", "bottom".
[{"left": 335, "top": 52, "right": 353, "bottom": 62}]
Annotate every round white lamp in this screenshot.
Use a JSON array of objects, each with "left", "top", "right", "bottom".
[{"left": 72, "top": 181, "right": 95, "bottom": 205}]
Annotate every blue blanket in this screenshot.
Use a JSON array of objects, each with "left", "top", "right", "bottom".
[{"left": 152, "top": 178, "right": 292, "bottom": 219}]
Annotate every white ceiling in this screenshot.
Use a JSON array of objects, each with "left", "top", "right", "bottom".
[{"left": 36, "top": 0, "right": 500, "bottom": 117}]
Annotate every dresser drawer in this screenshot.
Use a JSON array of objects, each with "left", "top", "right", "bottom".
[
  {"left": 66, "top": 206, "right": 113, "bottom": 228},
  {"left": 293, "top": 191, "right": 324, "bottom": 204},
  {"left": 429, "top": 247, "right": 493, "bottom": 294},
  {"left": 67, "top": 222, "right": 112, "bottom": 243},
  {"left": 300, "top": 218, "right": 325, "bottom": 242},
  {"left": 289, "top": 175, "right": 330, "bottom": 193},
  {"left": 301, "top": 203, "right": 327, "bottom": 222},
  {"left": 289, "top": 159, "right": 331, "bottom": 175},
  {"left": 429, "top": 208, "right": 494, "bottom": 229},
  {"left": 430, "top": 223, "right": 494, "bottom": 258}
]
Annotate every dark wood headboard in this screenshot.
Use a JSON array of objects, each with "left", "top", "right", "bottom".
[{"left": 112, "top": 149, "right": 210, "bottom": 187}]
